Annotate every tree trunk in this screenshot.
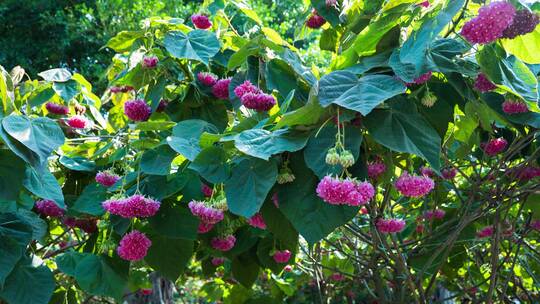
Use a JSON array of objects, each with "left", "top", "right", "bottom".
[{"left": 126, "top": 272, "right": 175, "bottom": 304}]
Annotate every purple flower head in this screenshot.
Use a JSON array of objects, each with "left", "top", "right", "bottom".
[
  {"left": 188, "top": 200, "right": 224, "bottom": 225},
  {"left": 102, "top": 195, "right": 160, "bottom": 218},
  {"left": 482, "top": 138, "right": 508, "bottom": 156},
  {"left": 306, "top": 10, "right": 326, "bottom": 29},
  {"left": 502, "top": 9, "right": 539, "bottom": 39},
  {"left": 67, "top": 115, "right": 90, "bottom": 129},
  {"left": 212, "top": 78, "right": 231, "bottom": 100},
  {"left": 273, "top": 250, "right": 292, "bottom": 263},
  {"left": 376, "top": 218, "right": 406, "bottom": 233},
  {"left": 247, "top": 213, "right": 267, "bottom": 230},
  {"left": 502, "top": 100, "right": 528, "bottom": 114},
  {"left": 316, "top": 176, "right": 375, "bottom": 206},
  {"left": 367, "top": 161, "right": 386, "bottom": 179},
  {"left": 395, "top": 172, "right": 435, "bottom": 198},
  {"left": 35, "top": 199, "right": 64, "bottom": 217},
  {"left": 95, "top": 171, "right": 120, "bottom": 187},
  {"left": 197, "top": 72, "right": 218, "bottom": 87},
  {"left": 191, "top": 14, "right": 212, "bottom": 30},
  {"left": 234, "top": 80, "right": 261, "bottom": 99},
  {"left": 474, "top": 73, "right": 497, "bottom": 92},
  {"left": 46, "top": 102, "right": 69, "bottom": 115},
  {"left": 124, "top": 99, "right": 151, "bottom": 121},
  {"left": 240, "top": 92, "right": 276, "bottom": 112},
  {"left": 211, "top": 235, "right": 236, "bottom": 251},
  {"left": 461, "top": 1, "right": 516, "bottom": 44},
  {"left": 117, "top": 230, "right": 151, "bottom": 261},
  {"left": 142, "top": 56, "right": 158, "bottom": 69}
]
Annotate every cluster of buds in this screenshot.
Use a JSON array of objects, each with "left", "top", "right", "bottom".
[
  {"left": 421, "top": 90, "right": 437, "bottom": 108},
  {"left": 277, "top": 167, "right": 295, "bottom": 184},
  {"left": 325, "top": 148, "right": 355, "bottom": 168}
]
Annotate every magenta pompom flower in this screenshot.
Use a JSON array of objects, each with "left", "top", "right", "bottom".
[
  {"left": 142, "top": 56, "right": 158, "bottom": 69},
  {"left": 367, "top": 161, "right": 386, "bottom": 179},
  {"left": 110, "top": 86, "right": 135, "bottom": 94},
  {"left": 35, "top": 199, "right": 64, "bottom": 217},
  {"left": 247, "top": 213, "right": 267, "bottom": 230},
  {"left": 330, "top": 273, "right": 345, "bottom": 281},
  {"left": 316, "top": 176, "right": 375, "bottom": 206},
  {"left": 474, "top": 73, "right": 497, "bottom": 92},
  {"left": 95, "top": 171, "right": 120, "bottom": 187},
  {"left": 117, "top": 230, "right": 152, "bottom": 261},
  {"left": 376, "top": 218, "right": 406, "bottom": 234},
  {"left": 530, "top": 220, "right": 540, "bottom": 231},
  {"left": 67, "top": 115, "right": 90, "bottom": 129},
  {"left": 406, "top": 71, "right": 432, "bottom": 86},
  {"left": 423, "top": 209, "right": 445, "bottom": 220},
  {"left": 156, "top": 99, "right": 168, "bottom": 112},
  {"left": 102, "top": 195, "right": 161, "bottom": 218},
  {"left": 211, "top": 257, "right": 225, "bottom": 266},
  {"left": 306, "top": 10, "right": 326, "bottom": 29},
  {"left": 191, "top": 14, "right": 212, "bottom": 30},
  {"left": 63, "top": 217, "right": 98, "bottom": 233},
  {"left": 461, "top": 1, "right": 516, "bottom": 44},
  {"left": 476, "top": 226, "right": 494, "bottom": 238},
  {"left": 197, "top": 72, "right": 218, "bottom": 87},
  {"left": 273, "top": 250, "right": 291, "bottom": 263},
  {"left": 124, "top": 99, "right": 152, "bottom": 121},
  {"left": 211, "top": 235, "right": 236, "bottom": 251},
  {"left": 502, "top": 9, "right": 540, "bottom": 39},
  {"left": 502, "top": 100, "right": 528, "bottom": 114},
  {"left": 188, "top": 201, "right": 224, "bottom": 225},
  {"left": 395, "top": 172, "right": 435, "bottom": 198},
  {"left": 420, "top": 166, "right": 435, "bottom": 178},
  {"left": 212, "top": 78, "right": 231, "bottom": 100},
  {"left": 46, "top": 102, "right": 69, "bottom": 115},
  {"left": 198, "top": 222, "right": 214, "bottom": 234},
  {"left": 419, "top": 1, "right": 430, "bottom": 8},
  {"left": 234, "top": 80, "right": 261, "bottom": 98},
  {"left": 240, "top": 92, "right": 276, "bottom": 112},
  {"left": 509, "top": 165, "right": 540, "bottom": 181},
  {"left": 482, "top": 138, "right": 508, "bottom": 156}
]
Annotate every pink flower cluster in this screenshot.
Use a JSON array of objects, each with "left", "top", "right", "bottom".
[
  {"left": 395, "top": 172, "right": 435, "bottom": 198},
  {"left": 441, "top": 168, "right": 457, "bottom": 180},
  {"left": 197, "top": 72, "right": 218, "bottom": 87},
  {"left": 234, "top": 81, "right": 276, "bottom": 112},
  {"left": 124, "top": 99, "right": 152, "bottom": 121},
  {"left": 330, "top": 273, "right": 345, "bottom": 281},
  {"left": 211, "top": 257, "right": 225, "bottom": 266},
  {"left": 420, "top": 166, "right": 435, "bottom": 178},
  {"left": 156, "top": 99, "right": 168, "bottom": 112},
  {"left": 423, "top": 209, "right": 445, "bottom": 220},
  {"left": 67, "top": 115, "right": 89, "bottom": 129},
  {"left": 273, "top": 250, "right": 292, "bottom": 263},
  {"left": 461, "top": 1, "right": 516, "bottom": 44},
  {"left": 502, "top": 100, "right": 528, "bottom": 114},
  {"left": 509, "top": 166, "right": 540, "bottom": 181},
  {"left": 35, "top": 199, "right": 65, "bottom": 217},
  {"left": 474, "top": 73, "right": 497, "bottom": 92},
  {"left": 95, "top": 171, "right": 120, "bottom": 187},
  {"left": 201, "top": 184, "right": 213, "bottom": 197},
  {"left": 376, "top": 218, "right": 406, "bottom": 233},
  {"left": 117, "top": 230, "right": 151, "bottom": 261},
  {"left": 198, "top": 222, "right": 214, "bottom": 234},
  {"left": 191, "top": 14, "right": 212, "bottom": 30},
  {"left": 476, "top": 226, "right": 494, "bottom": 238},
  {"left": 46, "top": 102, "right": 69, "bottom": 115},
  {"left": 247, "top": 213, "right": 267, "bottom": 230},
  {"left": 306, "top": 10, "right": 326, "bottom": 29},
  {"left": 482, "top": 138, "right": 508, "bottom": 156},
  {"left": 419, "top": 1, "right": 430, "bottom": 8},
  {"left": 212, "top": 78, "right": 231, "bottom": 100},
  {"left": 367, "top": 161, "right": 386, "bottom": 179},
  {"left": 188, "top": 200, "right": 224, "bottom": 224},
  {"left": 102, "top": 194, "right": 161, "bottom": 218},
  {"left": 63, "top": 217, "right": 98, "bottom": 233},
  {"left": 142, "top": 56, "right": 158, "bottom": 69},
  {"left": 211, "top": 235, "right": 236, "bottom": 251},
  {"left": 316, "top": 176, "right": 375, "bottom": 206},
  {"left": 502, "top": 9, "right": 540, "bottom": 39},
  {"left": 406, "top": 71, "right": 432, "bottom": 86}
]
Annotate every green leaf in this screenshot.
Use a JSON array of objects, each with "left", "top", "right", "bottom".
[
  {"left": 15, "top": 209, "right": 46, "bottom": 241},
  {"left": 0, "top": 261, "right": 55, "bottom": 304},
  {"left": 260, "top": 202, "right": 298, "bottom": 250},
  {"left": 164, "top": 30, "right": 220, "bottom": 65},
  {"left": 224, "top": 158, "right": 278, "bottom": 217},
  {"left": 363, "top": 97, "right": 441, "bottom": 170},
  {"left": 477, "top": 45, "right": 539, "bottom": 103},
  {"left": 0, "top": 237, "right": 23, "bottom": 288},
  {"left": 1, "top": 116, "right": 65, "bottom": 165},
  {"left": 232, "top": 1, "right": 262, "bottom": 24},
  {"left": 0, "top": 149, "right": 26, "bottom": 201},
  {"left": 483, "top": 92, "right": 540, "bottom": 128},
  {"left": 189, "top": 146, "right": 231, "bottom": 183},
  {"left": 23, "top": 164, "right": 65, "bottom": 208},
  {"left": 52, "top": 80, "right": 80, "bottom": 102},
  {"left": 231, "top": 253, "right": 260, "bottom": 288},
  {"left": 318, "top": 71, "right": 406, "bottom": 115},
  {"left": 145, "top": 235, "right": 194, "bottom": 281},
  {"left": 135, "top": 120, "right": 176, "bottom": 131},
  {"left": 145, "top": 76, "right": 167, "bottom": 112},
  {"left": 37, "top": 68, "right": 72, "bottom": 82},
  {"left": 71, "top": 183, "right": 108, "bottom": 216},
  {"left": 0, "top": 213, "right": 33, "bottom": 287},
  {"left": 59, "top": 156, "right": 96, "bottom": 172},
  {"left": 105, "top": 30, "right": 144, "bottom": 52},
  {"left": 275, "top": 96, "right": 325, "bottom": 129},
  {"left": 304, "top": 125, "right": 363, "bottom": 178},
  {"left": 232, "top": 129, "right": 309, "bottom": 161},
  {"left": 312, "top": 0, "right": 341, "bottom": 27},
  {"left": 400, "top": 0, "right": 465, "bottom": 67},
  {"left": 167, "top": 119, "right": 218, "bottom": 161},
  {"left": 56, "top": 252, "right": 128, "bottom": 300},
  {"left": 148, "top": 202, "right": 199, "bottom": 240},
  {"left": 29, "top": 87, "right": 55, "bottom": 108},
  {"left": 501, "top": 27, "right": 540, "bottom": 64},
  {"left": 140, "top": 145, "right": 177, "bottom": 176},
  {"left": 279, "top": 153, "right": 359, "bottom": 244}
]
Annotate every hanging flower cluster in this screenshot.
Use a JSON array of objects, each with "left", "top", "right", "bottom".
[
  {"left": 67, "top": 115, "right": 90, "bottom": 129},
  {"left": 117, "top": 230, "right": 152, "bottom": 261},
  {"left": 502, "top": 9, "right": 540, "bottom": 39},
  {"left": 406, "top": 71, "right": 433, "bottom": 86},
  {"left": 306, "top": 10, "right": 326, "bottom": 29},
  {"left": 474, "top": 73, "right": 497, "bottom": 92},
  {"left": 234, "top": 80, "right": 276, "bottom": 112},
  {"left": 191, "top": 14, "right": 212, "bottom": 29},
  {"left": 502, "top": 100, "right": 528, "bottom": 114},
  {"left": 395, "top": 172, "right": 435, "bottom": 198},
  {"left": 95, "top": 171, "right": 120, "bottom": 187},
  {"left": 211, "top": 235, "right": 236, "bottom": 251},
  {"left": 124, "top": 99, "right": 152, "bottom": 121},
  {"left": 247, "top": 213, "right": 267, "bottom": 230},
  {"left": 367, "top": 161, "right": 386, "bottom": 179},
  {"left": 316, "top": 176, "right": 375, "bottom": 206},
  {"left": 197, "top": 72, "right": 218, "bottom": 87},
  {"left": 461, "top": 1, "right": 516, "bottom": 44},
  {"left": 212, "top": 78, "right": 231, "bottom": 100},
  {"left": 482, "top": 138, "right": 508, "bottom": 156},
  {"left": 102, "top": 194, "right": 161, "bottom": 218},
  {"left": 63, "top": 217, "right": 98, "bottom": 233},
  {"left": 423, "top": 209, "right": 445, "bottom": 221},
  {"left": 46, "top": 102, "right": 69, "bottom": 115},
  {"left": 273, "top": 250, "right": 292, "bottom": 263},
  {"left": 376, "top": 218, "right": 406, "bottom": 233},
  {"left": 35, "top": 199, "right": 65, "bottom": 218}
]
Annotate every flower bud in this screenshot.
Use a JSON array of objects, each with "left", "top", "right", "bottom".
[
  {"left": 339, "top": 150, "right": 355, "bottom": 168},
  {"left": 421, "top": 91, "right": 437, "bottom": 107},
  {"left": 325, "top": 148, "right": 340, "bottom": 165}
]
